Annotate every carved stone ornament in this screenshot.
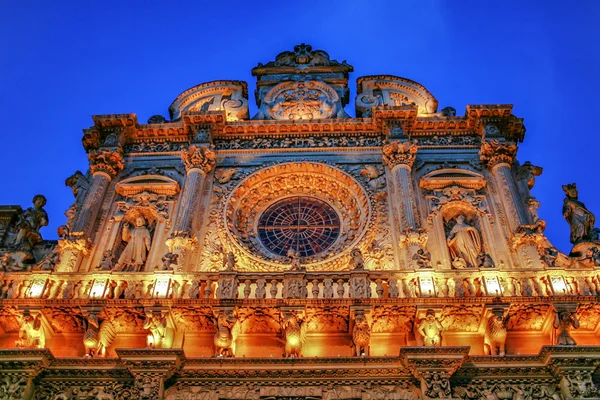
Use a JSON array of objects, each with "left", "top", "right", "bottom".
[
  {"left": 424, "top": 185, "right": 491, "bottom": 225},
  {"left": 562, "top": 183, "right": 599, "bottom": 246},
  {"left": 88, "top": 148, "right": 125, "bottom": 177},
  {"left": 382, "top": 140, "right": 418, "bottom": 169},
  {"left": 181, "top": 145, "right": 216, "bottom": 173},
  {"left": 479, "top": 139, "right": 517, "bottom": 168},
  {"left": 213, "top": 309, "right": 239, "bottom": 357},
  {"left": 355, "top": 75, "right": 438, "bottom": 117},
  {"left": 256, "top": 80, "right": 347, "bottom": 120}
]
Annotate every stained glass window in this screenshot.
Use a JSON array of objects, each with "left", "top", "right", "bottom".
[{"left": 257, "top": 196, "right": 341, "bottom": 257}]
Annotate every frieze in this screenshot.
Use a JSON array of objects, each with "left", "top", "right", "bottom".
[{"left": 213, "top": 135, "right": 384, "bottom": 150}]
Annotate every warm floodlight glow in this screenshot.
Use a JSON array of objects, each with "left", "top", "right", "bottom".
[
  {"left": 153, "top": 278, "right": 171, "bottom": 298},
  {"left": 28, "top": 279, "right": 47, "bottom": 298},
  {"left": 484, "top": 276, "right": 502, "bottom": 296},
  {"left": 89, "top": 279, "right": 107, "bottom": 299},
  {"left": 419, "top": 276, "right": 435, "bottom": 297},
  {"left": 550, "top": 276, "right": 567, "bottom": 295}
]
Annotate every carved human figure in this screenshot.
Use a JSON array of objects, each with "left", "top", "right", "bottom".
[
  {"left": 223, "top": 251, "right": 236, "bottom": 271},
  {"left": 143, "top": 311, "right": 168, "bottom": 348},
  {"left": 554, "top": 309, "right": 580, "bottom": 345},
  {"left": 36, "top": 249, "right": 60, "bottom": 271},
  {"left": 352, "top": 313, "right": 371, "bottom": 356},
  {"left": 477, "top": 252, "right": 495, "bottom": 268},
  {"left": 447, "top": 215, "right": 482, "bottom": 269},
  {"left": 15, "top": 312, "right": 43, "bottom": 349},
  {"left": 14, "top": 195, "right": 49, "bottom": 251},
  {"left": 117, "top": 216, "right": 152, "bottom": 271},
  {"left": 160, "top": 252, "right": 178, "bottom": 271},
  {"left": 350, "top": 248, "right": 365, "bottom": 270},
  {"left": 287, "top": 248, "right": 302, "bottom": 271},
  {"left": 97, "top": 250, "right": 113, "bottom": 271},
  {"left": 417, "top": 309, "right": 443, "bottom": 347},
  {"left": 413, "top": 248, "right": 432, "bottom": 268},
  {"left": 423, "top": 372, "right": 450, "bottom": 399},
  {"left": 562, "top": 183, "right": 599, "bottom": 244}
]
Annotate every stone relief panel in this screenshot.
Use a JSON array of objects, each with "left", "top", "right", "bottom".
[
  {"left": 505, "top": 304, "right": 551, "bottom": 331},
  {"left": 371, "top": 306, "right": 415, "bottom": 333},
  {"left": 236, "top": 307, "right": 281, "bottom": 334},
  {"left": 171, "top": 307, "right": 216, "bottom": 333},
  {"left": 214, "top": 134, "right": 384, "bottom": 150},
  {"left": 305, "top": 306, "right": 349, "bottom": 333},
  {"left": 440, "top": 305, "right": 483, "bottom": 332}
]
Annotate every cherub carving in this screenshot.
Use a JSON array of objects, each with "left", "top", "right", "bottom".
[{"left": 417, "top": 309, "right": 443, "bottom": 346}]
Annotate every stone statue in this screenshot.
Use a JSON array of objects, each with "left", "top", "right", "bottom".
[
  {"left": 413, "top": 248, "right": 432, "bottom": 268},
  {"left": 423, "top": 372, "right": 450, "bottom": 399},
  {"left": 350, "top": 248, "right": 365, "bottom": 270},
  {"left": 554, "top": 309, "right": 580, "bottom": 346},
  {"left": 223, "top": 251, "right": 236, "bottom": 271},
  {"left": 15, "top": 311, "right": 43, "bottom": 349},
  {"left": 97, "top": 250, "right": 114, "bottom": 271},
  {"left": 117, "top": 216, "right": 152, "bottom": 271},
  {"left": 352, "top": 313, "right": 371, "bottom": 356},
  {"left": 483, "top": 312, "right": 507, "bottom": 356},
  {"left": 160, "top": 252, "right": 178, "bottom": 271},
  {"left": 143, "top": 310, "right": 168, "bottom": 348},
  {"left": 447, "top": 215, "right": 482, "bottom": 269},
  {"left": 287, "top": 248, "right": 303, "bottom": 271},
  {"left": 417, "top": 309, "right": 443, "bottom": 347},
  {"left": 477, "top": 252, "right": 495, "bottom": 269},
  {"left": 14, "top": 195, "right": 49, "bottom": 252},
  {"left": 562, "top": 183, "right": 599, "bottom": 244},
  {"left": 282, "top": 313, "right": 307, "bottom": 358}
]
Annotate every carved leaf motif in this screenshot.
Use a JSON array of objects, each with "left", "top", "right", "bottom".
[
  {"left": 305, "top": 307, "right": 348, "bottom": 333},
  {"left": 171, "top": 307, "right": 216, "bottom": 333},
  {"left": 505, "top": 304, "right": 551, "bottom": 331},
  {"left": 440, "top": 305, "right": 483, "bottom": 332},
  {"left": 371, "top": 306, "right": 416, "bottom": 333}
]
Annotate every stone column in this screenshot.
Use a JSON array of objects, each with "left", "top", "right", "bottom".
[
  {"left": 166, "top": 145, "right": 215, "bottom": 256},
  {"left": 480, "top": 140, "right": 527, "bottom": 232},
  {"left": 543, "top": 345, "right": 600, "bottom": 399},
  {"left": 57, "top": 148, "right": 124, "bottom": 272}
]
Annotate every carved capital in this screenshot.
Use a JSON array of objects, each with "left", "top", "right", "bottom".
[
  {"left": 399, "top": 229, "right": 428, "bottom": 248},
  {"left": 382, "top": 140, "right": 418, "bottom": 169},
  {"left": 57, "top": 233, "right": 93, "bottom": 256},
  {"left": 479, "top": 139, "right": 517, "bottom": 168},
  {"left": 181, "top": 145, "right": 216, "bottom": 173},
  {"left": 88, "top": 148, "right": 124, "bottom": 178}
]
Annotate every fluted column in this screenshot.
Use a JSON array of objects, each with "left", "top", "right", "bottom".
[
  {"left": 480, "top": 140, "right": 527, "bottom": 232},
  {"left": 57, "top": 149, "right": 123, "bottom": 272},
  {"left": 382, "top": 140, "right": 419, "bottom": 231},
  {"left": 167, "top": 145, "right": 215, "bottom": 254}
]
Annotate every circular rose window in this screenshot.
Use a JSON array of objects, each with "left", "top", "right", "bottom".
[{"left": 257, "top": 196, "right": 341, "bottom": 257}]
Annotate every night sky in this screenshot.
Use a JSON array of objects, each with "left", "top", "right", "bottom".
[{"left": 1, "top": 1, "right": 598, "bottom": 254}]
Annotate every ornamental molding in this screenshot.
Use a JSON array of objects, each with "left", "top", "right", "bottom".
[
  {"left": 181, "top": 145, "right": 216, "bottom": 173},
  {"left": 479, "top": 139, "right": 518, "bottom": 168},
  {"left": 88, "top": 148, "right": 125, "bottom": 178}
]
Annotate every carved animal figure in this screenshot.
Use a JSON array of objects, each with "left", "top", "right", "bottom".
[
  {"left": 83, "top": 314, "right": 116, "bottom": 357},
  {"left": 214, "top": 311, "right": 239, "bottom": 357},
  {"left": 483, "top": 313, "right": 507, "bottom": 356},
  {"left": 282, "top": 313, "right": 307, "bottom": 358},
  {"left": 352, "top": 314, "right": 371, "bottom": 356}
]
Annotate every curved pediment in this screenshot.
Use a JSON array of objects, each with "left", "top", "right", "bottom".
[
  {"left": 169, "top": 80, "right": 249, "bottom": 122},
  {"left": 419, "top": 168, "right": 485, "bottom": 190},
  {"left": 116, "top": 174, "right": 180, "bottom": 197},
  {"left": 355, "top": 75, "right": 438, "bottom": 117}
]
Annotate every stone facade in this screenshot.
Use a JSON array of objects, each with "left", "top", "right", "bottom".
[{"left": 1, "top": 44, "right": 600, "bottom": 399}]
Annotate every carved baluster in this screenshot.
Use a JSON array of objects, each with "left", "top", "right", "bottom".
[
  {"left": 270, "top": 279, "right": 279, "bottom": 299},
  {"left": 375, "top": 279, "right": 384, "bottom": 298},
  {"left": 243, "top": 280, "right": 251, "bottom": 299},
  {"left": 336, "top": 279, "right": 345, "bottom": 298},
  {"left": 203, "top": 280, "right": 212, "bottom": 299},
  {"left": 311, "top": 279, "right": 320, "bottom": 299}
]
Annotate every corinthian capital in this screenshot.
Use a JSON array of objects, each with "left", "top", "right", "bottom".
[
  {"left": 181, "top": 145, "right": 216, "bottom": 174},
  {"left": 88, "top": 148, "right": 125, "bottom": 178},
  {"left": 382, "top": 140, "right": 418, "bottom": 169},
  {"left": 479, "top": 139, "right": 517, "bottom": 168}
]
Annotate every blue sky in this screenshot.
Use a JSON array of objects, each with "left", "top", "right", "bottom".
[{"left": 1, "top": 0, "right": 598, "bottom": 253}]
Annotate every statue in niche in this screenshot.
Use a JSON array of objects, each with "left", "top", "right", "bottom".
[
  {"left": 413, "top": 249, "right": 432, "bottom": 269},
  {"left": 117, "top": 216, "right": 152, "bottom": 272},
  {"left": 554, "top": 309, "right": 580, "bottom": 346},
  {"left": 446, "top": 214, "right": 482, "bottom": 269},
  {"left": 417, "top": 309, "right": 443, "bottom": 347},
  {"left": 14, "top": 195, "right": 49, "bottom": 253},
  {"left": 15, "top": 311, "right": 43, "bottom": 349},
  {"left": 562, "top": 183, "right": 599, "bottom": 244}
]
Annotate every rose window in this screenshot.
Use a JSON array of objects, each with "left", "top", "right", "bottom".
[{"left": 257, "top": 196, "right": 341, "bottom": 257}]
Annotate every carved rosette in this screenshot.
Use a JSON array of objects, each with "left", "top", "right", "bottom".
[
  {"left": 88, "top": 148, "right": 125, "bottom": 178},
  {"left": 479, "top": 139, "right": 517, "bottom": 169},
  {"left": 181, "top": 145, "right": 216, "bottom": 174},
  {"left": 382, "top": 140, "right": 418, "bottom": 169}
]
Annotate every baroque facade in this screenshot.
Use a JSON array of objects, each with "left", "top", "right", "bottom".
[{"left": 1, "top": 44, "right": 600, "bottom": 400}]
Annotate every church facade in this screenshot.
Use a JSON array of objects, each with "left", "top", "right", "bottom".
[{"left": 1, "top": 44, "right": 599, "bottom": 399}]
